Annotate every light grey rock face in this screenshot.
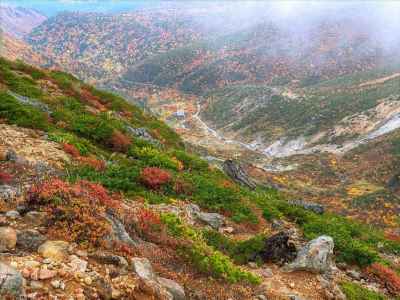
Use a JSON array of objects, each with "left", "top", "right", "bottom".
[
  {"left": 131, "top": 257, "right": 156, "bottom": 281},
  {"left": 158, "top": 277, "right": 186, "bottom": 300},
  {"left": 5, "top": 210, "right": 20, "bottom": 220},
  {"left": 0, "top": 262, "right": 25, "bottom": 298},
  {"left": 284, "top": 235, "right": 335, "bottom": 273}
]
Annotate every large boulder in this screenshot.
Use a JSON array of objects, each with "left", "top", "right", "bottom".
[
  {"left": 222, "top": 160, "right": 257, "bottom": 189},
  {"left": 284, "top": 235, "right": 335, "bottom": 273},
  {"left": 260, "top": 231, "right": 297, "bottom": 264},
  {"left": 0, "top": 226, "right": 17, "bottom": 252},
  {"left": 0, "top": 262, "right": 25, "bottom": 298}
]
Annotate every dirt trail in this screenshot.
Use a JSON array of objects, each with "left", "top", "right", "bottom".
[{"left": 359, "top": 72, "right": 400, "bottom": 87}]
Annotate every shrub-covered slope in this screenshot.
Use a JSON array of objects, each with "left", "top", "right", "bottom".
[{"left": 1, "top": 57, "right": 400, "bottom": 299}]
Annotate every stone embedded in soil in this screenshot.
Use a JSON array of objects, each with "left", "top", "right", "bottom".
[
  {"left": 0, "top": 226, "right": 17, "bottom": 252},
  {"left": 38, "top": 240, "right": 69, "bottom": 262},
  {"left": 5, "top": 210, "right": 20, "bottom": 220},
  {"left": 157, "top": 277, "right": 186, "bottom": 300},
  {"left": 16, "top": 229, "right": 47, "bottom": 251}
]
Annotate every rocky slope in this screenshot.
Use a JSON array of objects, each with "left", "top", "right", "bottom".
[{"left": 2, "top": 57, "right": 400, "bottom": 299}]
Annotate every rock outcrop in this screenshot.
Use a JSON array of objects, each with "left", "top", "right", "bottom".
[
  {"left": 284, "top": 235, "right": 335, "bottom": 273},
  {"left": 223, "top": 160, "right": 257, "bottom": 189},
  {"left": 260, "top": 231, "right": 297, "bottom": 264},
  {"left": 0, "top": 262, "right": 25, "bottom": 299}
]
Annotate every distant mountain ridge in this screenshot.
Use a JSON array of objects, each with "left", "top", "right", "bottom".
[{"left": 0, "top": 5, "right": 47, "bottom": 38}]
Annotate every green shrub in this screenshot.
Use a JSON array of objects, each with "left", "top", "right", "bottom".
[
  {"left": 128, "top": 146, "right": 179, "bottom": 171},
  {"left": 340, "top": 282, "right": 386, "bottom": 300},
  {"left": 0, "top": 92, "right": 49, "bottom": 130},
  {"left": 202, "top": 229, "right": 265, "bottom": 264},
  {"left": 171, "top": 150, "right": 208, "bottom": 171},
  {"left": 49, "top": 70, "right": 78, "bottom": 90},
  {"left": 161, "top": 213, "right": 261, "bottom": 284}
]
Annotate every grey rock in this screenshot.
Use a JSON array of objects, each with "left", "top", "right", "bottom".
[
  {"left": 197, "top": 212, "right": 224, "bottom": 229},
  {"left": 105, "top": 212, "right": 142, "bottom": 246},
  {"left": 0, "top": 185, "right": 19, "bottom": 202},
  {"left": 185, "top": 204, "right": 225, "bottom": 229},
  {"left": 0, "top": 262, "right": 25, "bottom": 298},
  {"left": 284, "top": 235, "right": 335, "bottom": 273},
  {"left": 158, "top": 277, "right": 186, "bottom": 300},
  {"left": 5, "top": 150, "right": 18, "bottom": 162},
  {"left": 131, "top": 257, "right": 156, "bottom": 281},
  {"left": 89, "top": 251, "right": 128, "bottom": 268},
  {"left": 256, "top": 296, "right": 268, "bottom": 300},
  {"left": 346, "top": 269, "right": 361, "bottom": 280},
  {"left": 16, "top": 229, "right": 47, "bottom": 251},
  {"left": 260, "top": 267, "right": 273, "bottom": 278},
  {"left": 222, "top": 160, "right": 257, "bottom": 189},
  {"left": 126, "top": 126, "right": 159, "bottom": 145},
  {"left": 288, "top": 200, "right": 325, "bottom": 214},
  {"left": 5, "top": 210, "right": 20, "bottom": 220}
]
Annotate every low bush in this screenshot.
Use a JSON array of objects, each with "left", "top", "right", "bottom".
[
  {"left": 340, "top": 281, "right": 386, "bottom": 300},
  {"left": 161, "top": 213, "right": 261, "bottom": 284},
  {"left": 27, "top": 179, "right": 119, "bottom": 245},
  {"left": 366, "top": 263, "right": 400, "bottom": 295},
  {"left": 140, "top": 167, "right": 172, "bottom": 190},
  {"left": 109, "top": 130, "right": 131, "bottom": 153},
  {"left": 128, "top": 146, "right": 180, "bottom": 171},
  {"left": 0, "top": 92, "right": 49, "bottom": 130}
]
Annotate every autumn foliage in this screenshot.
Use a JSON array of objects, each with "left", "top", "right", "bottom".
[
  {"left": 27, "top": 179, "right": 120, "bottom": 244},
  {"left": 366, "top": 263, "right": 400, "bottom": 295},
  {"left": 0, "top": 171, "right": 13, "bottom": 184},
  {"left": 109, "top": 130, "right": 131, "bottom": 153},
  {"left": 63, "top": 143, "right": 80, "bottom": 157},
  {"left": 140, "top": 167, "right": 171, "bottom": 190}
]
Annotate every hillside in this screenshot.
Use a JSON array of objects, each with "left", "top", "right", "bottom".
[
  {"left": 0, "top": 5, "right": 47, "bottom": 38},
  {"left": 0, "top": 30, "right": 52, "bottom": 67},
  {"left": 2, "top": 57, "right": 400, "bottom": 299}
]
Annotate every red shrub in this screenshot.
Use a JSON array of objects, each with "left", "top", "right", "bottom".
[
  {"left": 136, "top": 208, "right": 162, "bottom": 235},
  {"left": 0, "top": 172, "right": 13, "bottom": 184},
  {"left": 109, "top": 130, "right": 131, "bottom": 153},
  {"left": 63, "top": 143, "right": 80, "bottom": 157},
  {"left": 80, "top": 88, "right": 107, "bottom": 111},
  {"left": 140, "top": 167, "right": 171, "bottom": 190},
  {"left": 366, "top": 263, "right": 400, "bottom": 295},
  {"left": 78, "top": 156, "right": 106, "bottom": 171}
]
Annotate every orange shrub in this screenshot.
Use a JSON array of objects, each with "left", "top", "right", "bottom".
[
  {"left": 27, "top": 179, "right": 120, "bottom": 245},
  {"left": 140, "top": 167, "right": 171, "bottom": 190},
  {"left": 78, "top": 156, "right": 106, "bottom": 171},
  {"left": 366, "top": 263, "right": 400, "bottom": 295},
  {"left": 63, "top": 143, "right": 80, "bottom": 157},
  {"left": 109, "top": 130, "right": 131, "bottom": 153}
]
